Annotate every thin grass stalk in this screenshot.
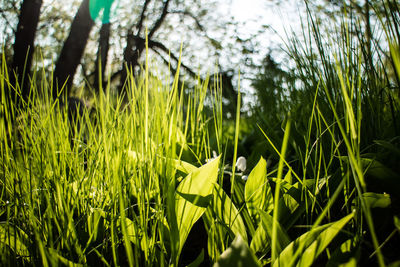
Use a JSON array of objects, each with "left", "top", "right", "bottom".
[{"left": 271, "top": 117, "right": 291, "bottom": 263}]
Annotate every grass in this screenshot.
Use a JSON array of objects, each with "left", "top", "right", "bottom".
[
  {"left": 0, "top": 50, "right": 223, "bottom": 266},
  {"left": 1, "top": 1, "right": 400, "bottom": 266}
]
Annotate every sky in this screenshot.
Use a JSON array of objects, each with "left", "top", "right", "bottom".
[
  {"left": 219, "top": 0, "right": 306, "bottom": 109},
  {"left": 229, "top": 0, "right": 304, "bottom": 53},
  {"left": 0, "top": 0, "right": 306, "bottom": 107}
]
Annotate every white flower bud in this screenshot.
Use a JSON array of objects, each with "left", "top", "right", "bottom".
[
  {"left": 235, "top": 156, "right": 247, "bottom": 172},
  {"left": 212, "top": 150, "right": 218, "bottom": 159}
]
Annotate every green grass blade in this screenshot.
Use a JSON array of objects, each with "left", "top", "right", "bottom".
[{"left": 271, "top": 117, "right": 291, "bottom": 262}]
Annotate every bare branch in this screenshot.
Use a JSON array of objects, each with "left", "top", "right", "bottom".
[
  {"left": 138, "top": 36, "right": 198, "bottom": 77},
  {"left": 167, "top": 9, "right": 222, "bottom": 50},
  {"left": 168, "top": 10, "right": 205, "bottom": 32},
  {"left": 136, "top": 0, "right": 152, "bottom": 36},
  {"left": 148, "top": 0, "right": 170, "bottom": 38}
]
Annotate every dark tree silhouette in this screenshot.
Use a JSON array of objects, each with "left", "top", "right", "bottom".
[
  {"left": 53, "top": 0, "right": 95, "bottom": 98},
  {"left": 94, "top": 22, "right": 111, "bottom": 93},
  {"left": 11, "top": 0, "right": 43, "bottom": 103}
]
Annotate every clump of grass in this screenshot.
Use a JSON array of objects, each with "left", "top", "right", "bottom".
[
  {"left": 0, "top": 46, "right": 224, "bottom": 266},
  {"left": 270, "top": 1, "right": 400, "bottom": 266},
  {"left": 1, "top": 1, "right": 400, "bottom": 266}
]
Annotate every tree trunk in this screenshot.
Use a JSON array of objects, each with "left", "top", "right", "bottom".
[
  {"left": 11, "top": 0, "right": 43, "bottom": 103},
  {"left": 118, "top": 0, "right": 152, "bottom": 92},
  {"left": 53, "top": 0, "right": 94, "bottom": 99},
  {"left": 94, "top": 22, "right": 111, "bottom": 93},
  {"left": 118, "top": 0, "right": 170, "bottom": 94},
  {"left": 364, "top": 0, "right": 373, "bottom": 71}
]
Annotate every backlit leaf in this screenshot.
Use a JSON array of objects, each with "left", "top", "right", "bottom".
[
  {"left": 245, "top": 157, "right": 272, "bottom": 222},
  {"left": 362, "top": 192, "right": 391, "bottom": 209},
  {"left": 175, "top": 155, "right": 220, "bottom": 255},
  {"left": 214, "top": 235, "right": 261, "bottom": 267},
  {"left": 211, "top": 183, "right": 248, "bottom": 242},
  {"left": 273, "top": 212, "right": 354, "bottom": 267}
]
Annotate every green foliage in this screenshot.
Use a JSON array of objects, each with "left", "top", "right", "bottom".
[
  {"left": 2, "top": 1, "right": 400, "bottom": 266},
  {"left": 172, "top": 155, "right": 220, "bottom": 264},
  {"left": 273, "top": 213, "right": 355, "bottom": 267},
  {"left": 214, "top": 235, "right": 260, "bottom": 267},
  {"left": 244, "top": 157, "right": 272, "bottom": 222}
]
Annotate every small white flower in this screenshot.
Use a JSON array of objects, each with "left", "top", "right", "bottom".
[
  {"left": 212, "top": 150, "right": 218, "bottom": 159},
  {"left": 235, "top": 156, "right": 247, "bottom": 172},
  {"left": 206, "top": 151, "right": 219, "bottom": 163},
  {"left": 242, "top": 175, "right": 248, "bottom": 181}
]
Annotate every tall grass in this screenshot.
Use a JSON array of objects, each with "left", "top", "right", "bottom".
[
  {"left": 1, "top": 1, "right": 400, "bottom": 266},
  {"left": 273, "top": 1, "right": 400, "bottom": 265},
  {"left": 0, "top": 48, "right": 224, "bottom": 266}
]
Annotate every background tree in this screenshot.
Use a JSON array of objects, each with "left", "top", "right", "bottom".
[
  {"left": 10, "top": 0, "right": 43, "bottom": 103},
  {"left": 53, "top": 0, "right": 95, "bottom": 98},
  {"left": 1, "top": 0, "right": 265, "bottom": 108}
]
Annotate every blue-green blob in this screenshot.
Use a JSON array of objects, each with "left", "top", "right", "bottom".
[{"left": 89, "top": 0, "right": 117, "bottom": 24}]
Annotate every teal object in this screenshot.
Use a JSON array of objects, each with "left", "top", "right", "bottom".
[{"left": 89, "top": 0, "right": 117, "bottom": 24}]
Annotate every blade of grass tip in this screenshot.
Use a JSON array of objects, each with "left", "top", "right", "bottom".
[
  {"left": 257, "top": 125, "right": 303, "bottom": 187},
  {"left": 228, "top": 71, "right": 241, "bottom": 236},
  {"left": 230, "top": 71, "right": 241, "bottom": 195},
  {"left": 271, "top": 116, "right": 291, "bottom": 263}
]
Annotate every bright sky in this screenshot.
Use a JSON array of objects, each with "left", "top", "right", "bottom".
[
  {"left": 220, "top": 0, "right": 306, "bottom": 108},
  {"left": 229, "top": 0, "right": 304, "bottom": 58}
]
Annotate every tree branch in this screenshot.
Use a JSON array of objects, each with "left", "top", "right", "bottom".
[
  {"left": 136, "top": 0, "right": 151, "bottom": 36},
  {"left": 148, "top": 0, "right": 170, "bottom": 38},
  {"left": 138, "top": 36, "right": 198, "bottom": 78},
  {"left": 168, "top": 10, "right": 205, "bottom": 31}
]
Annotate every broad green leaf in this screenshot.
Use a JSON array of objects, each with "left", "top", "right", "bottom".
[
  {"left": 128, "top": 147, "right": 197, "bottom": 175},
  {"left": 343, "top": 157, "right": 400, "bottom": 194},
  {"left": 374, "top": 140, "right": 400, "bottom": 158},
  {"left": 327, "top": 238, "right": 359, "bottom": 267},
  {"left": 394, "top": 216, "right": 400, "bottom": 232},
  {"left": 232, "top": 176, "right": 256, "bottom": 236},
  {"left": 84, "top": 209, "right": 106, "bottom": 252},
  {"left": 273, "top": 212, "right": 354, "bottom": 267},
  {"left": 47, "top": 247, "right": 84, "bottom": 267},
  {"left": 284, "top": 170, "right": 293, "bottom": 184},
  {"left": 187, "top": 249, "right": 205, "bottom": 267},
  {"left": 261, "top": 210, "right": 290, "bottom": 253},
  {"left": 269, "top": 178, "right": 320, "bottom": 228},
  {"left": 119, "top": 217, "right": 139, "bottom": 246},
  {"left": 362, "top": 192, "right": 391, "bottom": 209},
  {"left": 214, "top": 235, "right": 261, "bottom": 267},
  {"left": 175, "top": 155, "right": 220, "bottom": 255},
  {"left": 250, "top": 209, "right": 290, "bottom": 257},
  {"left": 206, "top": 217, "right": 226, "bottom": 262},
  {"left": 0, "top": 223, "right": 30, "bottom": 258},
  {"left": 250, "top": 224, "right": 270, "bottom": 256},
  {"left": 173, "top": 159, "right": 198, "bottom": 174},
  {"left": 245, "top": 157, "right": 273, "bottom": 221},
  {"left": 210, "top": 183, "right": 248, "bottom": 242},
  {"left": 157, "top": 155, "right": 198, "bottom": 174}
]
